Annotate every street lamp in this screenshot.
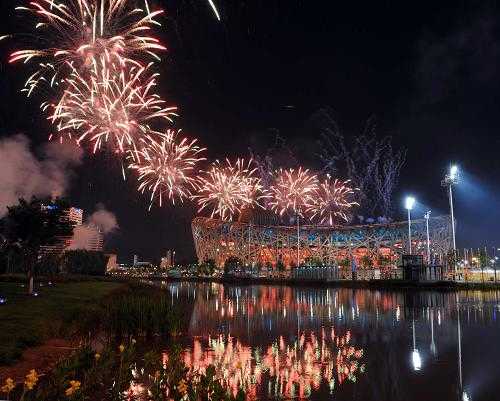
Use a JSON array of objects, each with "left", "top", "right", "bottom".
[
  {"left": 405, "top": 196, "right": 416, "bottom": 254},
  {"left": 424, "top": 211, "right": 431, "bottom": 264},
  {"left": 441, "top": 165, "right": 459, "bottom": 251}
]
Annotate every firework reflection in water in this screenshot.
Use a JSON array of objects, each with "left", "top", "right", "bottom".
[{"left": 180, "top": 330, "right": 365, "bottom": 400}]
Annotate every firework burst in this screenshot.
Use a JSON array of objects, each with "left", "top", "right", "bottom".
[
  {"left": 194, "top": 159, "right": 262, "bottom": 221},
  {"left": 268, "top": 167, "right": 318, "bottom": 219},
  {"left": 9, "top": 0, "right": 165, "bottom": 97},
  {"left": 308, "top": 175, "right": 359, "bottom": 225},
  {"left": 128, "top": 130, "right": 205, "bottom": 209},
  {"left": 48, "top": 58, "right": 176, "bottom": 152}
]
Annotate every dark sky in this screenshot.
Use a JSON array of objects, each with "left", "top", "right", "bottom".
[{"left": 1, "top": 1, "right": 500, "bottom": 263}]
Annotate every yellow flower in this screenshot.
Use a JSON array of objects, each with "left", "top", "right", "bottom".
[
  {"left": 177, "top": 379, "right": 187, "bottom": 395},
  {"left": 65, "top": 380, "right": 81, "bottom": 397},
  {"left": 119, "top": 344, "right": 125, "bottom": 353},
  {"left": 1, "top": 378, "right": 15, "bottom": 393},
  {"left": 24, "top": 369, "right": 38, "bottom": 390},
  {"left": 94, "top": 353, "right": 101, "bottom": 361}
]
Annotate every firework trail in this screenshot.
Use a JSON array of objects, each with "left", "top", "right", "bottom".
[
  {"left": 128, "top": 130, "right": 206, "bottom": 209},
  {"left": 268, "top": 167, "right": 318, "bottom": 219},
  {"left": 194, "top": 158, "right": 262, "bottom": 221},
  {"left": 307, "top": 175, "right": 359, "bottom": 225},
  {"left": 206, "top": 0, "right": 221, "bottom": 21},
  {"left": 48, "top": 58, "right": 177, "bottom": 153},
  {"left": 9, "top": 0, "right": 166, "bottom": 97}
]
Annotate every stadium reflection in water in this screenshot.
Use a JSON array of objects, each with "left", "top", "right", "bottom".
[{"left": 165, "top": 282, "right": 500, "bottom": 401}]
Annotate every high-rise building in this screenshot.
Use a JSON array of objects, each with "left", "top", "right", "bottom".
[
  {"left": 40, "top": 207, "right": 84, "bottom": 255},
  {"left": 160, "top": 250, "right": 176, "bottom": 269},
  {"left": 66, "top": 207, "right": 83, "bottom": 226},
  {"left": 40, "top": 207, "right": 106, "bottom": 255}
]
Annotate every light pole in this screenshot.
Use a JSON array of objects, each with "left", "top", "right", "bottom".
[
  {"left": 442, "top": 165, "right": 459, "bottom": 251},
  {"left": 405, "top": 196, "right": 416, "bottom": 254},
  {"left": 424, "top": 211, "right": 431, "bottom": 264}
]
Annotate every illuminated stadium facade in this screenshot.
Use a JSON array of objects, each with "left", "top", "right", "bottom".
[{"left": 191, "top": 215, "right": 452, "bottom": 268}]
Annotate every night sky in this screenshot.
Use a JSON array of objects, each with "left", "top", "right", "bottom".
[{"left": 1, "top": 1, "right": 499, "bottom": 263}]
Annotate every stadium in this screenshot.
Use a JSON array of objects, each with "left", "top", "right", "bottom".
[{"left": 191, "top": 213, "right": 453, "bottom": 269}]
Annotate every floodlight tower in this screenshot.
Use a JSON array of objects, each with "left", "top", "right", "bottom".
[
  {"left": 441, "top": 165, "right": 459, "bottom": 251},
  {"left": 405, "top": 196, "right": 416, "bottom": 254}
]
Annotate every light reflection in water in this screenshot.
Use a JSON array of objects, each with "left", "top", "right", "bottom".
[
  {"left": 159, "top": 282, "right": 500, "bottom": 401},
  {"left": 179, "top": 329, "right": 364, "bottom": 400}
]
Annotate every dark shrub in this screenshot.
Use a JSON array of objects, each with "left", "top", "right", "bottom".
[{"left": 62, "top": 250, "right": 108, "bottom": 276}]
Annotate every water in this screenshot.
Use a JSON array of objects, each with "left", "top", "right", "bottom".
[{"left": 163, "top": 281, "right": 500, "bottom": 401}]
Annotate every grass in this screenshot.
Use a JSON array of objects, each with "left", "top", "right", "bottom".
[
  {"left": 0, "top": 280, "right": 126, "bottom": 365},
  {"left": 98, "top": 284, "right": 186, "bottom": 338}
]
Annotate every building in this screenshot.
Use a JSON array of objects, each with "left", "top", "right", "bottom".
[
  {"left": 39, "top": 207, "right": 106, "bottom": 255},
  {"left": 133, "top": 254, "right": 155, "bottom": 269},
  {"left": 40, "top": 207, "right": 83, "bottom": 255},
  {"left": 160, "top": 250, "right": 175, "bottom": 269},
  {"left": 83, "top": 224, "right": 104, "bottom": 252},
  {"left": 67, "top": 207, "right": 84, "bottom": 226},
  {"left": 105, "top": 253, "right": 118, "bottom": 272},
  {"left": 191, "top": 215, "right": 452, "bottom": 268}
]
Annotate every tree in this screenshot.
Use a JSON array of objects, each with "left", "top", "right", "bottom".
[
  {"left": 61, "top": 250, "right": 108, "bottom": 276},
  {"left": 338, "top": 258, "right": 350, "bottom": 269},
  {"left": 377, "top": 254, "right": 392, "bottom": 270},
  {"left": 360, "top": 255, "right": 374, "bottom": 269},
  {"left": 199, "top": 259, "right": 216, "bottom": 276},
  {"left": 276, "top": 260, "right": 286, "bottom": 271},
  {"left": 224, "top": 256, "right": 242, "bottom": 275},
  {"left": 478, "top": 249, "right": 489, "bottom": 269},
  {"left": 313, "top": 108, "right": 406, "bottom": 220},
  {"left": 0, "top": 197, "right": 75, "bottom": 294}
]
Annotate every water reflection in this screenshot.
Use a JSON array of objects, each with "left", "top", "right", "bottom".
[
  {"left": 180, "top": 330, "right": 364, "bottom": 400},
  {"left": 163, "top": 282, "right": 500, "bottom": 401}
]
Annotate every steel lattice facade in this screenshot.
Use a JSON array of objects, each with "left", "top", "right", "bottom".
[{"left": 192, "top": 215, "right": 452, "bottom": 268}]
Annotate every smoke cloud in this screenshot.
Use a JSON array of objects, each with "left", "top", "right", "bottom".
[
  {"left": 89, "top": 204, "right": 119, "bottom": 235},
  {"left": 0, "top": 134, "right": 83, "bottom": 217},
  {"left": 69, "top": 204, "right": 119, "bottom": 251}
]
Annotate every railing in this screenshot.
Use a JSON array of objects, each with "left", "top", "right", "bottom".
[
  {"left": 109, "top": 265, "right": 500, "bottom": 284},
  {"left": 291, "top": 266, "right": 404, "bottom": 281},
  {"left": 445, "top": 268, "right": 500, "bottom": 283}
]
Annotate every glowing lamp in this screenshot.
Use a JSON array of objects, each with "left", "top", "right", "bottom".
[
  {"left": 450, "top": 165, "right": 458, "bottom": 180},
  {"left": 405, "top": 196, "right": 416, "bottom": 211}
]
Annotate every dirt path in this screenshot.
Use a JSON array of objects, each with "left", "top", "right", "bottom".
[{"left": 0, "top": 339, "right": 77, "bottom": 384}]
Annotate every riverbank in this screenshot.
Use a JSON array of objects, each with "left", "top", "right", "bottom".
[
  {"left": 138, "top": 274, "right": 500, "bottom": 291},
  {"left": 0, "top": 280, "right": 126, "bottom": 367}
]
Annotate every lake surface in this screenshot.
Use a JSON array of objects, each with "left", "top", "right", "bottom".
[{"left": 163, "top": 281, "right": 500, "bottom": 401}]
